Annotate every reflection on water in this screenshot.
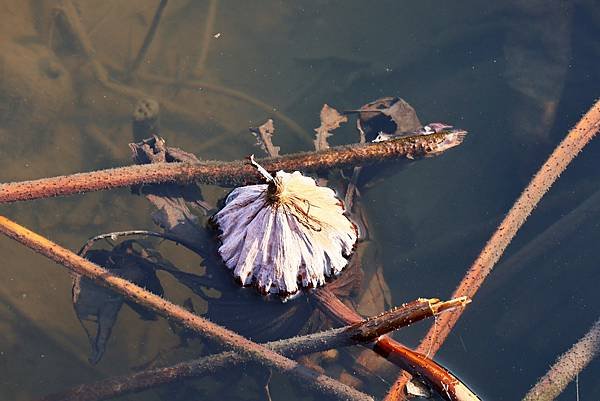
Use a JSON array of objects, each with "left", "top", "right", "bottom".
[{"left": 0, "top": 1, "right": 599, "bottom": 400}]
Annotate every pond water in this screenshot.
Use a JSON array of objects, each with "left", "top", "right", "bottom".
[{"left": 0, "top": 1, "right": 599, "bottom": 400}]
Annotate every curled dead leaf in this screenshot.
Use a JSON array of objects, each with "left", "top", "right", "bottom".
[
  {"left": 314, "top": 104, "right": 348, "bottom": 151},
  {"left": 250, "top": 119, "right": 280, "bottom": 157}
]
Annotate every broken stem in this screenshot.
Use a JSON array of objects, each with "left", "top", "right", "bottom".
[
  {"left": 0, "top": 131, "right": 463, "bottom": 204},
  {"left": 0, "top": 215, "right": 372, "bottom": 401},
  {"left": 249, "top": 154, "right": 275, "bottom": 182},
  {"left": 312, "top": 289, "right": 479, "bottom": 401},
  {"left": 385, "top": 99, "right": 600, "bottom": 400},
  {"left": 39, "top": 298, "right": 463, "bottom": 401}
]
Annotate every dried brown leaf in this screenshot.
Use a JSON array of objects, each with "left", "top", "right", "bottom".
[
  {"left": 73, "top": 244, "right": 164, "bottom": 364},
  {"left": 314, "top": 104, "right": 348, "bottom": 151},
  {"left": 130, "top": 136, "right": 211, "bottom": 256},
  {"left": 250, "top": 119, "right": 280, "bottom": 157},
  {"left": 355, "top": 97, "right": 421, "bottom": 142}
]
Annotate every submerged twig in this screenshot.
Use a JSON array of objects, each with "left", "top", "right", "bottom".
[
  {"left": 0, "top": 131, "right": 465, "bottom": 204},
  {"left": 127, "top": 0, "right": 169, "bottom": 77},
  {"left": 0, "top": 215, "right": 372, "bottom": 401},
  {"left": 53, "top": 0, "right": 226, "bottom": 130},
  {"left": 522, "top": 316, "right": 600, "bottom": 401},
  {"left": 344, "top": 119, "right": 367, "bottom": 210},
  {"left": 193, "top": 0, "right": 218, "bottom": 78},
  {"left": 312, "top": 289, "right": 478, "bottom": 401},
  {"left": 40, "top": 298, "right": 464, "bottom": 401},
  {"left": 131, "top": 71, "right": 311, "bottom": 144},
  {"left": 385, "top": 99, "right": 600, "bottom": 400},
  {"left": 77, "top": 230, "right": 196, "bottom": 256}
]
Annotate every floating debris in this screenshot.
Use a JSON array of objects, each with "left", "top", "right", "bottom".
[
  {"left": 314, "top": 104, "right": 348, "bottom": 151},
  {"left": 250, "top": 119, "right": 280, "bottom": 157},
  {"left": 213, "top": 156, "right": 358, "bottom": 296}
]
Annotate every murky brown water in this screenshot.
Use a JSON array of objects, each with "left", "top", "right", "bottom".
[{"left": 0, "top": 1, "right": 599, "bottom": 400}]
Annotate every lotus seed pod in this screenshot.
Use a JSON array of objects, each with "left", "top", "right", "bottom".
[{"left": 214, "top": 158, "right": 357, "bottom": 296}]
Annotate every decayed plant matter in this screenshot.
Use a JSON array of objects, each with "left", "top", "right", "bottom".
[{"left": 213, "top": 157, "right": 358, "bottom": 295}]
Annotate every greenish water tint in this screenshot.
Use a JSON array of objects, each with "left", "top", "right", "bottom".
[{"left": 0, "top": 1, "right": 598, "bottom": 400}]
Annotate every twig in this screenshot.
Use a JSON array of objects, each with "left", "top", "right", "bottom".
[
  {"left": 522, "top": 316, "right": 600, "bottom": 401},
  {"left": 77, "top": 230, "right": 196, "bottom": 256},
  {"left": 39, "top": 298, "right": 464, "bottom": 401},
  {"left": 385, "top": 99, "right": 600, "bottom": 400},
  {"left": 127, "top": 0, "right": 169, "bottom": 77},
  {"left": 0, "top": 215, "right": 372, "bottom": 401},
  {"left": 312, "top": 289, "right": 478, "bottom": 401},
  {"left": 0, "top": 131, "right": 464, "bottom": 204}
]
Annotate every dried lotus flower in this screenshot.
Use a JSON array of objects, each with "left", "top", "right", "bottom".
[{"left": 213, "top": 156, "right": 357, "bottom": 296}]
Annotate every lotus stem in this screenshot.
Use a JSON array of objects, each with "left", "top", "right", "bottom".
[
  {"left": 384, "top": 99, "right": 600, "bottom": 400},
  {"left": 0, "top": 215, "right": 372, "bottom": 401}
]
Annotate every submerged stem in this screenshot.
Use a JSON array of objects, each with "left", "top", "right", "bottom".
[{"left": 127, "top": 0, "right": 168, "bottom": 77}]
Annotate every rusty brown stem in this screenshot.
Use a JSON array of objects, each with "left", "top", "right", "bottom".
[
  {"left": 39, "top": 298, "right": 464, "bottom": 401},
  {"left": 0, "top": 132, "right": 459, "bottom": 204},
  {"left": 385, "top": 99, "right": 600, "bottom": 400},
  {"left": 127, "top": 0, "right": 169, "bottom": 77},
  {"left": 0, "top": 215, "right": 372, "bottom": 401},
  {"left": 312, "top": 289, "right": 478, "bottom": 401}
]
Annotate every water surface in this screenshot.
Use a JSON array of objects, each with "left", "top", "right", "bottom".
[{"left": 0, "top": 1, "right": 599, "bottom": 400}]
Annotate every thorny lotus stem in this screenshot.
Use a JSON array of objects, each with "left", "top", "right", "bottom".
[
  {"left": 385, "top": 99, "right": 600, "bottom": 401},
  {"left": 0, "top": 132, "right": 462, "bottom": 204},
  {"left": 0, "top": 215, "right": 372, "bottom": 401},
  {"left": 312, "top": 289, "right": 479, "bottom": 401},
  {"left": 39, "top": 298, "right": 465, "bottom": 401},
  {"left": 522, "top": 316, "right": 600, "bottom": 401}
]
